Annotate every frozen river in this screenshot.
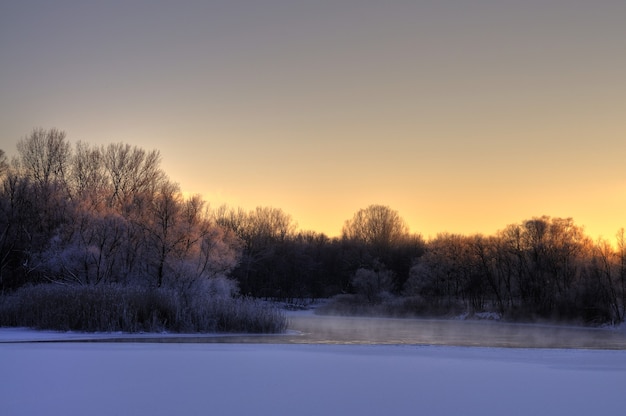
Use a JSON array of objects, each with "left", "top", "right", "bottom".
[
  {"left": 2, "top": 339, "right": 625, "bottom": 416},
  {"left": 3, "top": 311, "right": 625, "bottom": 349},
  {"left": 2, "top": 314, "right": 626, "bottom": 416}
]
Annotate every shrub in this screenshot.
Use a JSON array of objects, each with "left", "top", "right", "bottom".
[
  {"left": 351, "top": 268, "right": 394, "bottom": 303},
  {"left": 0, "top": 283, "right": 286, "bottom": 333}
]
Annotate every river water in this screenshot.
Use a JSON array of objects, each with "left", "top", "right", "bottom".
[
  {"left": 101, "top": 312, "right": 626, "bottom": 349},
  {"left": 284, "top": 313, "right": 626, "bottom": 349}
]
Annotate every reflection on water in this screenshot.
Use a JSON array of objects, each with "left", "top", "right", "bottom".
[{"left": 94, "top": 313, "right": 626, "bottom": 349}]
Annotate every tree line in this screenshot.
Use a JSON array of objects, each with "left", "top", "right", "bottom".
[
  {"left": 1, "top": 128, "right": 625, "bottom": 325},
  {"left": 0, "top": 129, "right": 284, "bottom": 332}
]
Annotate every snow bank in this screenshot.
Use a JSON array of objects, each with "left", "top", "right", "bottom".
[
  {"left": 0, "top": 327, "right": 239, "bottom": 343},
  {"left": 2, "top": 342, "right": 625, "bottom": 416}
]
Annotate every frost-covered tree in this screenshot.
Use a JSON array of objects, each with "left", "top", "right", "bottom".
[
  {"left": 102, "top": 142, "right": 164, "bottom": 210},
  {"left": 143, "top": 182, "right": 243, "bottom": 288},
  {"left": 69, "top": 141, "right": 109, "bottom": 211},
  {"left": 15, "top": 128, "right": 71, "bottom": 191},
  {"left": 352, "top": 265, "right": 394, "bottom": 303}
]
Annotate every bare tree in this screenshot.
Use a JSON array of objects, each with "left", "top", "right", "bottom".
[
  {"left": 69, "top": 141, "right": 109, "bottom": 210},
  {"left": 469, "top": 235, "right": 505, "bottom": 314},
  {"left": 145, "top": 180, "right": 184, "bottom": 287},
  {"left": 11, "top": 129, "right": 74, "bottom": 257},
  {"left": 342, "top": 204, "right": 409, "bottom": 248},
  {"left": 405, "top": 233, "right": 473, "bottom": 307},
  {"left": 213, "top": 205, "right": 248, "bottom": 240},
  {"left": 195, "top": 225, "right": 242, "bottom": 279},
  {"left": 618, "top": 229, "right": 626, "bottom": 320},
  {"left": 102, "top": 143, "right": 164, "bottom": 210},
  {"left": 589, "top": 238, "right": 622, "bottom": 322},
  {"left": 0, "top": 149, "right": 7, "bottom": 178},
  {"left": 16, "top": 128, "right": 71, "bottom": 191},
  {"left": 217, "top": 205, "right": 295, "bottom": 252},
  {"left": 248, "top": 206, "right": 295, "bottom": 245}
]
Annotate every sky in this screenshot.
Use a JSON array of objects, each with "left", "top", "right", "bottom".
[{"left": 1, "top": 0, "right": 626, "bottom": 240}]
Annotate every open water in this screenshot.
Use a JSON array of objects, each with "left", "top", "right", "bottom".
[{"left": 88, "top": 312, "right": 626, "bottom": 349}]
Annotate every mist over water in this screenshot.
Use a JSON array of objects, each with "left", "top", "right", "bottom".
[
  {"left": 285, "top": 314, "right": 626, "bottom": 349},
  {"left": 87, "top": 312, "right": 626, "bottom": 349}
]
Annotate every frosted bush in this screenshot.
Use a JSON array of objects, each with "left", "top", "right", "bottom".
[
  {"left": 204, "top": 276, "right": 239, "bottom": 299},
  {"left": 0, "top": 283, "right": 286, "bottom": 334},
  {"left": 352, "top": 267, "right": 394, "bottom": 303}
]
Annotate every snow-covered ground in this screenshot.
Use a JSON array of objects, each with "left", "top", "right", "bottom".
[
  {"left": 0, "top": 327, "right": 260, "bottom": 343},
  {"left": 1, "top": 332, "right": 625, "bottom": 416}
]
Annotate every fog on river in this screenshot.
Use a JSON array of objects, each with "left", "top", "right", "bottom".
[
  {"left": 200, "top": 313, "right": 626, "bottom": 349},
  {"left": 284, "top": 313, "right": 626, "bottom": 349},
  {"left": 7, "top": 311, "right": 623, "bottom": 349}
]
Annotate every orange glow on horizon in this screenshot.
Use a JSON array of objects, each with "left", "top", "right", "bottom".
[{"left": 2, "top": 1, "right": 625, "bottom": 247}]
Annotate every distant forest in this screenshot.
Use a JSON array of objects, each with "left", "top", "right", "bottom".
[{"left": 1, "top": 129, "right": 625, "bottom": 327}]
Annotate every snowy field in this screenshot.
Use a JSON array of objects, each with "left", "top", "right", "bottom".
[{"left": 2, "top": 332, "right": 625, "bottom": 416}]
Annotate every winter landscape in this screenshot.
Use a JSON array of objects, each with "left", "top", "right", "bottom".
[
  {"left": 3, "top": 1, "right": 626, "bottom": 415},
  {"left": 2, "top": 312, "right": 626, "bottom": 416}
]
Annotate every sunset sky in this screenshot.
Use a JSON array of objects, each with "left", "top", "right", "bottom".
[{"left": 2, "top": 0, "right": 626, "bottom": 240}]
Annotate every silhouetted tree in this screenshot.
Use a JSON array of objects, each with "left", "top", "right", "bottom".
[
  {"left": 342, "top": 204, "right": 409, "bottom": 250},
  {"left": 15, "top": 128, "right": 71, "bottom": 192},
  {"left": 405, "top": 233, "right": 474, "bottom": 308},
  {"left": 617, "top": 229, "right": 626, "bottom": 320},
  {"left": 341, "top": 205, "right": 423, "bottom": 291},
  {"left": 2, "top": 129, "right": 625, "bottom": 325},
  {"left": 103, "top": 142, "right": 164, "bottom": 210},
  {"left": 69, "top": 141, "right": 109, "bottom": 210},
  {"left": 0, "top": 173, "right": 36, "bottom": 290}
]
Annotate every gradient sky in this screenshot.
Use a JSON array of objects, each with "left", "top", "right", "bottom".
[{"left": 2, "top": 0, "right": 626, "bottom": 240}]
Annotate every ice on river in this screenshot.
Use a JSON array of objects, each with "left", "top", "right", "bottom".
[{"left": 1, "top": 334, "right": 625, "bottom": 416}]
